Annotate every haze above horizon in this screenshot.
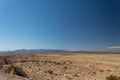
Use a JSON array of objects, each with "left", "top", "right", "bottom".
[{"left": 0, "top": 0, "right": 120, "bottom": 51}]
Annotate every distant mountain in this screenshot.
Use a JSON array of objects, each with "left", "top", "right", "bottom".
[
  {"left": 0, "top": 49, "right": 119, "bottom": 54},
  {"left": 0, "top": 49, "right": 71, "bottom": 54}
]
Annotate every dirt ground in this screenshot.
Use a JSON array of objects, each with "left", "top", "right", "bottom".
[{"left": 0, "top": 53, "right": 120, "bottom": 80}]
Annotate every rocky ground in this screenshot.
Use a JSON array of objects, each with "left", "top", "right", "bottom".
[{"left": 0, "top": 53, "right": 120, "bottom": 80}]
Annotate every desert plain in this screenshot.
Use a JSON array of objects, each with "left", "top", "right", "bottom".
[{"left": 0, "top": 53, "right": 120, "bottom": 80}]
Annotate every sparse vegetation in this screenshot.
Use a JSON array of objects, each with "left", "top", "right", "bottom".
[
  {"left": 3, "top": 58, "right": 12, "bottom": 64},
  {"left": 21, "top": 60, "right": 39, "bottom": 63},
  {"left": 63, "top": 66, "right": 68, "bottom": 69},
  {"left": 99, "top": 69, "right": 104, "bottom": 72},
  {"left": 48, "top": 70, "right": 53, "bottom": 74},
  {"left": 0, "top": 54, "right": 120, "bottom": 80},
  {"left": 6, "top": 65, "right": 29, "bottom": 78},
  {"left": 106, "top": 75, "right": 120, "bottom": 80},
  {"left": 45, "top": 70, "right": 53, "bottom": 74},
  {"left": 0, "top": 65, "right": 3, "bottom": 70},
  {"left": 107, "top": 69, "right": 112, "bottom": 72},
  {"left": 30, "top": 60, "right": 39, "bottom": 63},
  {"left": 91, "top": 71, "right": 97, "bottom": 76},
  {"left": 44, "top": 61, "right": 61, "bottom": 65},
  {"left": 20, "top": 60, "right": 28, "bottom": 63}
]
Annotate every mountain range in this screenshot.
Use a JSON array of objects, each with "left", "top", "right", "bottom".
[{"left": 0, "top": 49, "right": 119, "bottom": 54}]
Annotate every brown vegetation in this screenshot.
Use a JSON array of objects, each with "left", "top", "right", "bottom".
[{"left": 0, "top": 53, "right": 120, "bottom": 80}]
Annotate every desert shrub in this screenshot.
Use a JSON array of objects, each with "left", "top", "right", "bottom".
[
  {"left": 48, "top": 70, "right": 53, "bottom": 74},
  {"left": 45, "top": 70, "right": 53, "bottom": 74},
  {"left": 52, "top": 61, "right": 61, "bottom": 65},
  {"left": 63, "top": 66, "right": 68, "bottom": 69},
  {"left": 30, "top": 60, "right": 39, "bottom": 63},
  {"left": 92, "top": 71, "right": 97, "bottom": 74},
  {"left": 20, "top": 60, "right": 39, "bottom": 63},
  {"left": 107, "top": 69, "right": 112, "bottom": 72},
  {"left": 99, "top": 69, "right": 104, "bottom": 72},
  {"left": 44, "top": 61, "right": 61, "bottom": 65},
  {"left": 0, "top": 65, "right": 3, "bottom": 70},
  {"left": 91, "top": 71, "right": 97, "bottom": 76},
  {"left": 6, "top": 65, "right": 29, "bottom": 78},
  {"left": 106, "top": 75, "right": 120, "bottom": 80},
  {"left": 4, "top": 58, "right": 12, "bottom": 64},
  {"left": 20, "top": 60, "right": 28, "bottom": 63}
]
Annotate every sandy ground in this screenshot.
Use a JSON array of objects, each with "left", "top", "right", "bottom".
[
  {"left": 0, "top": 71, "right": 7, "bottom": 80},
  {"left": 0, "top": 53, "right": 120, "bottom": 80},
  {"left": 0, "top": 70, "right": 10, "bottom": 80}
]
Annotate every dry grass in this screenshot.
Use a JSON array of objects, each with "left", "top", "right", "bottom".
[{"left": 0, "top": 53, "right": 120, "bottom": 80}]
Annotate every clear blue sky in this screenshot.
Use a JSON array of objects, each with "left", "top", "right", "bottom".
[{"left": 0, "top": 0, "right": 120, "bottom": 51}]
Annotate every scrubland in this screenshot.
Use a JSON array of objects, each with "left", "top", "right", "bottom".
[{"left": 0, "top": 53, "right": 120, "bottom": 80}]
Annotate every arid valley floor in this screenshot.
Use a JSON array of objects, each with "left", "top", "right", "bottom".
[{"left": 0, "top": 53, "right": 120, "bottom": 80}]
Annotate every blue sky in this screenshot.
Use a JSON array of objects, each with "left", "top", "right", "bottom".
[{"left": 0, "top": 0, "right": 120, "bottom": 51}]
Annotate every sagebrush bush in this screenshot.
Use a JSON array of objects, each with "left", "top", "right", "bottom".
[
  {"left": 6, "top": 65, "right": 29, "bottom": 78},
  {"left": 106, "top": 75, "right": 120, "bottom": 80},
  {"left": 45, "top": 70, "right": 53, "bottom": 74},
  {"left": 48, "top": 70, "right": 53, "bottom": 74}
]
